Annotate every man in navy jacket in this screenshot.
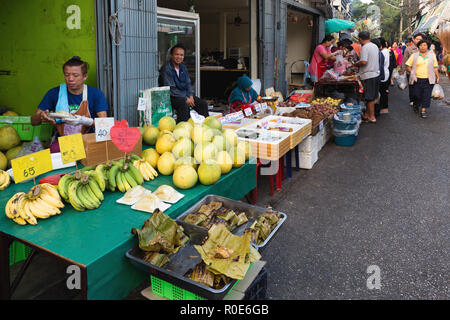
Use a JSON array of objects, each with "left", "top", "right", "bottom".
[{"left": 160, "top": 44, "right": 209, "bottom": 122}]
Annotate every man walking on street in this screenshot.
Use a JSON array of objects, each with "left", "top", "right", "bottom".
[
  {"left": 401, "top": 33, "right": 423, "bottom": 108},
  {"left": 355, "top": 31, "right": 380, "bottom": 123}
]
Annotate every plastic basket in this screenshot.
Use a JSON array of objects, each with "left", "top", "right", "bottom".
[
  {"left": 0, "top": 116, "right": 54, "bottom": 141},
  {"left": 9, "top": 241, "right": 32, "bottom": 266},
  {"left": 334, "top": 134, "right": 357, "bottom": 146},
  {"left": 243, "top": 267, "right": 267, "bottom": 300},
  {"left": 151, "top": 275, "right": 207, "bottom": 300}
]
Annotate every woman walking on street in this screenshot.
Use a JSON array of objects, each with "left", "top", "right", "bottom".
[
  {"left": 405, "top": 40, "right": 440, "bottom": 118},
  {"left": 379, "top": 38, "right": 391, "bottom": 114}
]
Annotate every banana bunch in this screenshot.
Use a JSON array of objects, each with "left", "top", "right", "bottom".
[
  {"left": 57, "top": 171, "right": 105, "bottom": 212},
  {"left": 5, "top": 183, "right": 65, "bottom": 225},
  {"left": 0, "top": 170, "right": 11, "bottom": 191},
  {"left": 106, "top": 158, "right": 144, "bottom": 193},
  {"left": 133, "top": 159, "right": 158, "bottom": 181}
]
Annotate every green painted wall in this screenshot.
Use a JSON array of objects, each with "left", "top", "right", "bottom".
[{"left": 0, "top": 0, "right": 97, "bottom": 116}]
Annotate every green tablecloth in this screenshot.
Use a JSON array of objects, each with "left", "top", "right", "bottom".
[{"left": 0, "top": 161, "right": 256, "bottom": 300}]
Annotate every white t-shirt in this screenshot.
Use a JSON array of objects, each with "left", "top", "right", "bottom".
[
  {"left": 360, "top": 42, "right": 380, "bottom": 80},
  {"left": 381, "top": 48, "right": 390, "bottom": 82}
]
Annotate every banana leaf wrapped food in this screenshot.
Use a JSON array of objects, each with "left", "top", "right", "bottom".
[
  {"left": 183, "top": 201, "right": 249, "bottom": 232},
  {"left": 194, "top": 223, "right": 261, "bottom": 281},
  {"left": 131, "top": 209, "right": 190, "bottom": 268},
  {"left": 244, "top": 209, "right": 283, "bottom": 245}
]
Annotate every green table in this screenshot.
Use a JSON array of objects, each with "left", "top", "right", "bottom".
[{"left": 0, "top": 161, "right": 256, "bottom": 300}]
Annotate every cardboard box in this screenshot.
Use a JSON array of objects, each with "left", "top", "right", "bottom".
[{"left": 80, "top": 133, "right": 142, "bottom": 167}]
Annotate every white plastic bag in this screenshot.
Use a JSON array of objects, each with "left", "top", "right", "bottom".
[
  {"left": 397, "top": 74, "right": 408, "bottom": 90},
  {"left": 392, "top": 69, "right": 399, "bottom": 80},
  {"left": 431, "top": 84, "right": 445, "bottom": 99}
]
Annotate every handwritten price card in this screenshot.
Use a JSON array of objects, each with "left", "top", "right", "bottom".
[
  {"left": 58, "top": 133, "right": 86, "bottom": 164},
  {"left": 95, "top": 117, "right": 115, "bottom": 142},
  {"left": 11, "top": 149, "right": 53, "bottom": 183}
]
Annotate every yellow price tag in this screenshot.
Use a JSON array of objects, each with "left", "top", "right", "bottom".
[
  {"left": 58, "top": 133, "right": 86, "bottom": 164},
  {"left": 11, "top": 149, "right": 53, "bottom": 184}
]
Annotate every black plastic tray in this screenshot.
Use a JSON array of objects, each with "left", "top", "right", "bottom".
[
  {"left": 125, "top": 227, "right": 237, "bottom": 300},
  {"left": 175, "top": 195, "right": 287, "bottom": 251}
]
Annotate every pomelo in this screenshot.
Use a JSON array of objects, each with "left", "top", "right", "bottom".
[
  {"left": 222, "top": 129, "right": 238, "bottom": 148},
  {"left": 173, "top": 127, "right": 191, "bottom": 141},
  {"left": 191, "top": 125, "right": 214, "bottom": 145},
  {"left": 229, "top": 147, "right": 246, "bottom": 168},
  {"left": 143, "top": 126, "right": 160, "bottom": 145},
  {"left": 175, "top": 121, "right": 193, "bottom": 133},
  {"left": 173, "top": 165, "right": 198, "bottom": 190},
  {"left": 203, "top": 116, "right": 222, "bottom": 131},
  {"left": 172, "top": 138, "right": 194, "bottom": 159},
  {"left": 216, "top": 151, "right": 233, "bottom": 174},
  {"left": 237, "top": 141, "right": 251, "bottom": 160},
  {"left": 157, "top": 152, "right": 176, "bottom": 176},
  {"left": 197, "top": 160, "right": 222, "bottom": 186},
  {"left": 155, "top": 133, "right": 176, "bottom": 154},
  {"left": 0, "top": 152, "right": 7, "bottom": 171},
  {"left": 194, "top": 142, "right": 217, "bottom": 164},
  {"left": 0, "top": 126, "right": 21, "bottom": 152},
  {"left": 174, "top": 156, "right": 198, "bottom": 171},
  {"left": 212, "top": 135, "right": 229, "bottom": 151},
  {"left": 158, "top": 116, "right": 176, "bottom": 132},
  {"left": 141, "top": 148, "right": 160, "bottom": 168}
]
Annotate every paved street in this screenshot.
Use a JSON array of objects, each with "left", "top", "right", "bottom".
[
  {"left": 257, "top": 77, "right": 450, "bottom": 299},
  {"left": 10, "top": 77, "right": 449, "bottom": 300}
]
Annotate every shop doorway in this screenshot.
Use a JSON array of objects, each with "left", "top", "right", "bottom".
[
  {"left": 157, "top": 0, "right": 254, "bottom": 108},
  {"left": 285, "top": 8, "right": 314, "bottom": 91}
]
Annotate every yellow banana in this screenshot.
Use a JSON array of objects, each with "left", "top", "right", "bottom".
[
  {"left": 0, "top": 171, "right": 10, "bottom": 190},
  {"left": 5, "top": 192, "right": 24, "bottom": 219},
  {"left": 121, "top": 171, "right": 132, "bottom": 191},
  {"left": 26, "top": 199, "right": 51, "bottom": 219},
  {"left": 57, "top": 174, "right": 73, "bottom": 201},
  {"left": 17, "top": 196, "right": 38, "bottom": 225},
  {"left": 39, "top": 191, "right": 65, "bottom": 210},
  {"left": 40, "top": 183, "right": 64, "bottom": 205},
  {"left": 87, "top": 178, "right": 104, "bottom": 201},
  {"left": 32, "top": 197, "right": 61, "bottom": 216},
  {"left": 135, "top": 161, "right": 149, "bottom": 181},
  {"left": 143, "top": 162, "right": 155, "bottom": 180},
  {"left": 12, "top": 217, "right": 27, "bottom": 225}
]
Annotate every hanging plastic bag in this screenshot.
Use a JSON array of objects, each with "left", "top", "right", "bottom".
[
  {"left": 431, "top": 84, "right": 445, "bottom": 100},
  {"left": 397, "top": 74, "right": 408, "bottom": 90},
  {"left": 392, "top": 69, "right": 399, "bottom": 80}
]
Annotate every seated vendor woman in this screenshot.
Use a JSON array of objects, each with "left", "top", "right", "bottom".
[
  {"left": 160, "top": 44, "right": 209, "bottom": 122},
  {"left": 31, "top": 56, "right": 108, "bottom": 152},
  {"left": 228, "top": 75, "right": 258, "bottom": 113}
]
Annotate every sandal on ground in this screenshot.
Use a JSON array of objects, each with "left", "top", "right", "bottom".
[
  {"left": 380, "top": 109, "right": 389, "bottom": 114},
  {"left": 420, "top": 110, "right": 428, "bottom": 118}
]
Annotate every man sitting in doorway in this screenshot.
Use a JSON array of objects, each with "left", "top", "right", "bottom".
[{"left": 160, "top": 43, "right": 209, "bottom": 122}]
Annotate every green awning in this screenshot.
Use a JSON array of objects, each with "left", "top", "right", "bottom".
[
  {"left": 414, "top": 0, "right": 450, "bottom": 35},
  {"left": 325, "top": 18, "right": 355, "bottom": 35}
]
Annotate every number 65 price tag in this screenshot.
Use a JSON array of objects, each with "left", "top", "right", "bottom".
[{"left": 11, "top": 149, "right": 53, "bottom": 184}]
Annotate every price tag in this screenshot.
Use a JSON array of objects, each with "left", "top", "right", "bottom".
[
  {"left": 236, "top": 111, "right": 245, "bottom": 120},
  {"left": 218, "top": 117, "right": 227, "bottom": 125},
  {"left": 110, "top": 125, "right": 142, "bottom": 153},
  {"left": 58, "top": 133, "right": 86, "bottom": 164},
  {"left": 137, "top": 98, "right": 148, "bottom": 111},
  {"left": 244, "top": 108, "right": 253, "bottom": 117},
  {"left": 254, "top": 104, "right": 262, "bottom": 113},
  {"left": 95, "top": 117, "right": 115, "bottom": 142},
  {"left": 190, "top": 111, "right": 205, "bottom": 124},
  {"left": 261, "top": 103, "right": 268, "bottom": 110},
  {"left": 11, "top": 149, "right": 53, "bottom": 184},
  {"left": 319, "top": 120, "right": 324, "bottom": 131}
]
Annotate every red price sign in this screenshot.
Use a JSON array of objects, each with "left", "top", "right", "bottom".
[{"left": 110, "top": 119, "right": 141, "bottom": 153}]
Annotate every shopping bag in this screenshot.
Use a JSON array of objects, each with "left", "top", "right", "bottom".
[
  {"left": 397, "top": 74, "right": 408, "bottom": 90},
  {"left": 392, "top": 69, "right": 399, "bottom": 80},
  {"left": 431, "top": 84, "right": 445, "bottom": 99},
  {"left": 139, "top": 87, "right": 173, "bottom": 127}
]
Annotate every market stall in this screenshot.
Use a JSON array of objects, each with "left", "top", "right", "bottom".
[{"left": 0, "top": 159, "right": 256, "bottom": 300}]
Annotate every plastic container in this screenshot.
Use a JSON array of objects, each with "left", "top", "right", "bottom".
[
  {"left": 0, "top": 116, "right": 53, "bottom": 141},
  {"left": 340, "top": 104, "right": 362, "bottom": 114},
  {"left": 333, "top": 114, "right": 358, "bottom": 131},
  {"left": 334, "top": 134, "right": 357, "bottom": 146},
  {"left": 150, "top": 276, "right": 206, "bottom": 300},
  {"left": 244, "top": 267, "right": 268, "bottom": 300},
  {"left": 176, "top": 195, "right": 287, "bottom": 251},
  {"left": 9, "top": 241, "right": 32, "bottom": 266}
]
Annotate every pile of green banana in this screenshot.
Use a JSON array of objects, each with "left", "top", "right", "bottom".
[
  {"left": 96, "top": 155, "right": 144, "bottom": 193},
  {"left": 5, "top": 183, "right": 65, "bottom": 225},
  {"left": 58, "top": 170, "right": 106, "bottom": 212}
]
